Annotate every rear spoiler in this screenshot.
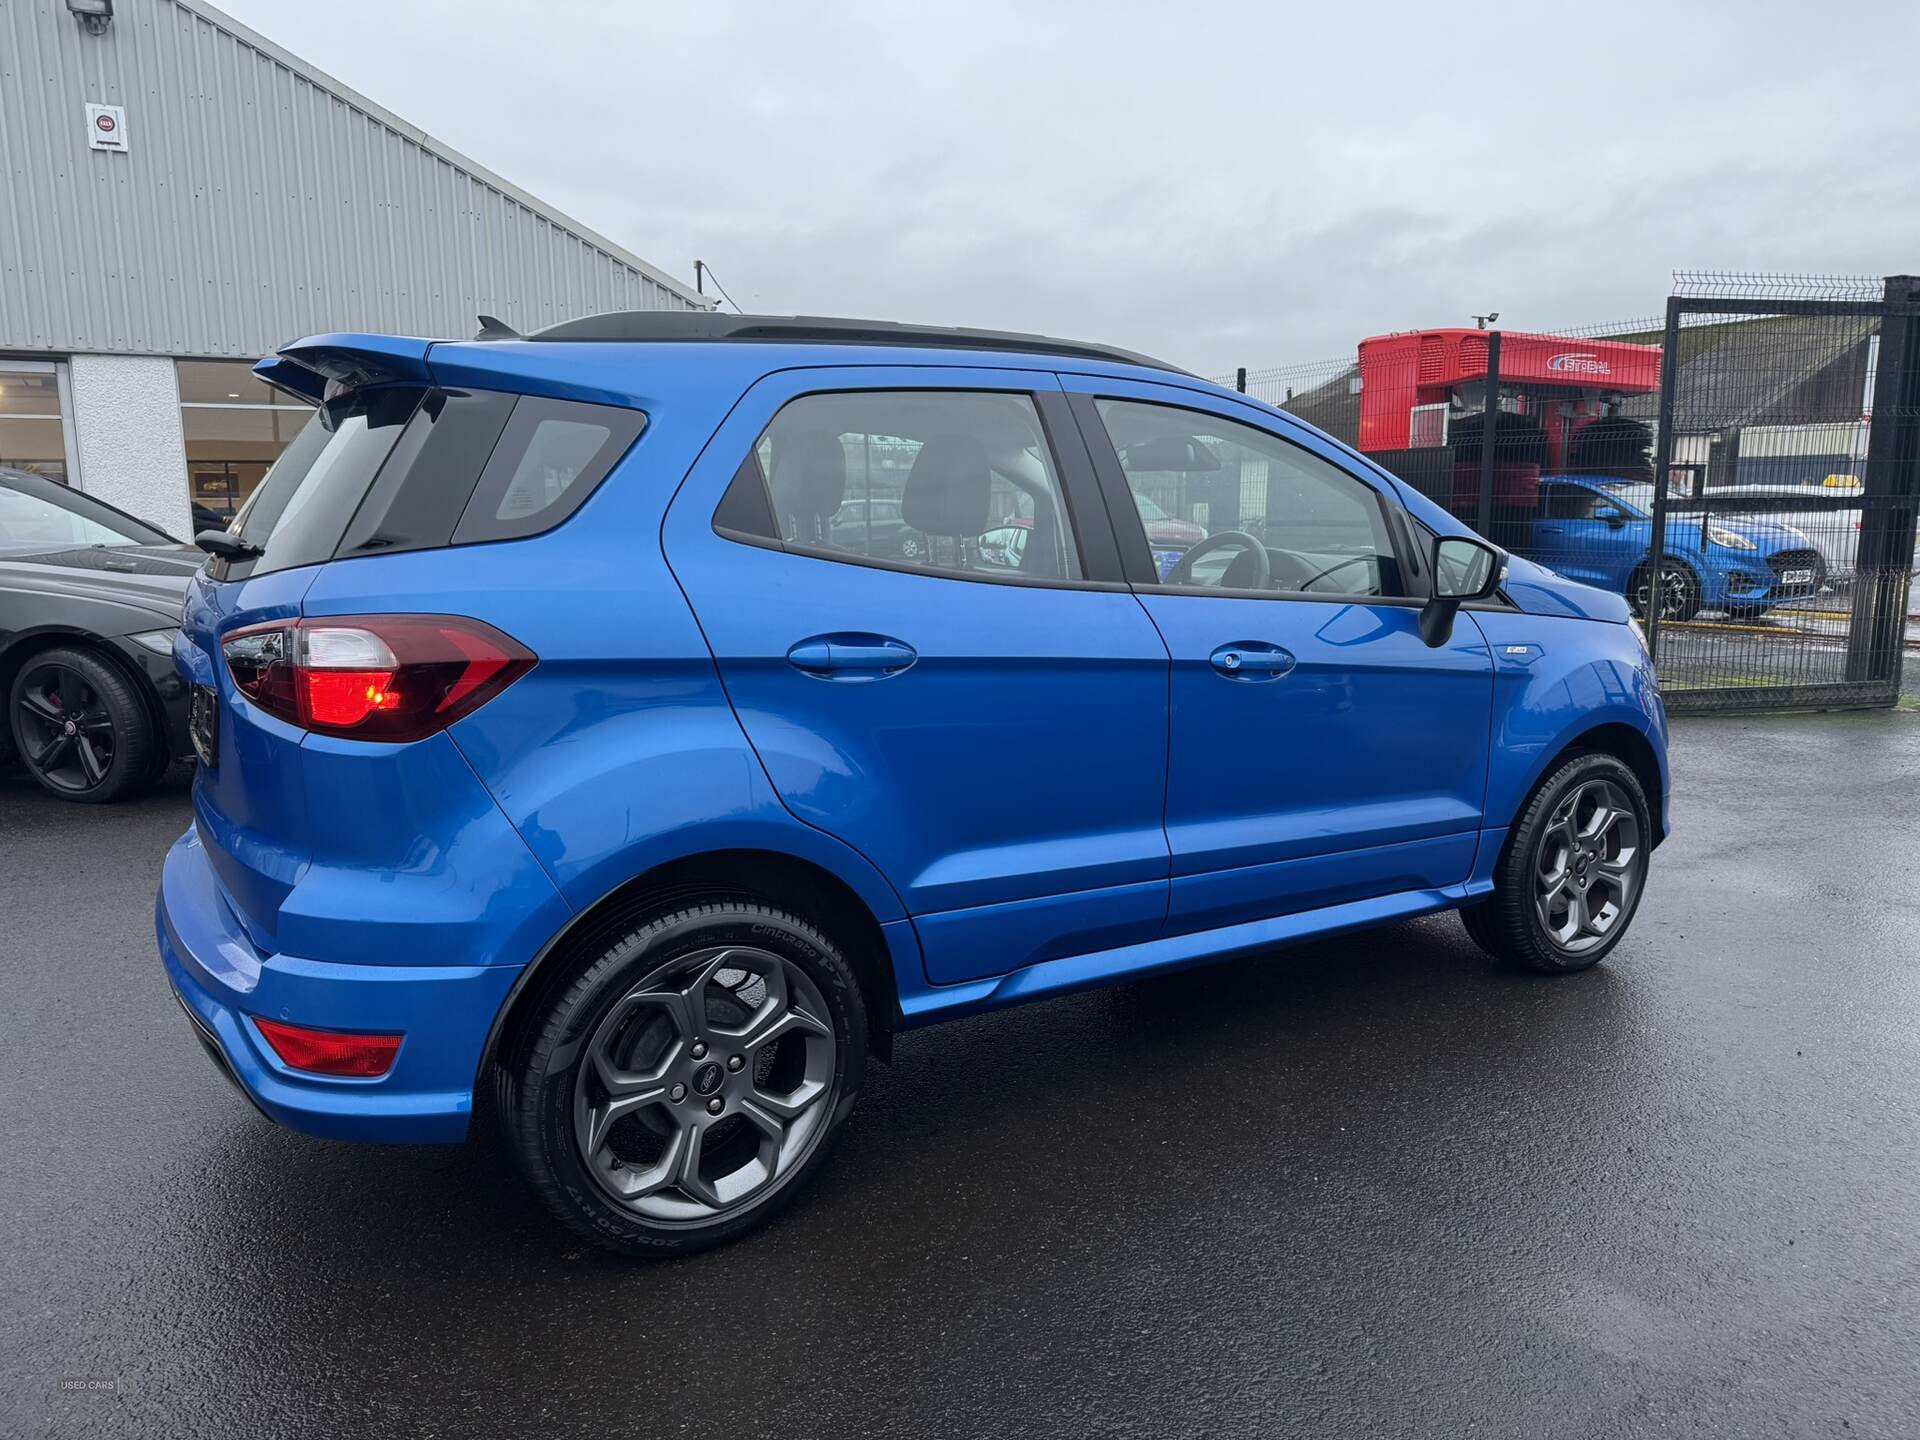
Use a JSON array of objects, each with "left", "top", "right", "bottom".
[{"left": 252, "top": 334, "right": 438, "bottom": 405}]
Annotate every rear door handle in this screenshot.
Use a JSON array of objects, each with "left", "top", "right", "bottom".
[
  {"left": 787, "top": 633, "right": 918, "bottom": 678},
  {"left": 1209, "top": 641, "right": 1295, "bottom": 680}
]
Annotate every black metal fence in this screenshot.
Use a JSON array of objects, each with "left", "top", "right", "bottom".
[
  {"left": 1641, "top": 275, "right": 1919, "bottom": 710},
  {"left": 1216, "top": 273, "right": 1919, "bottom": 713}
]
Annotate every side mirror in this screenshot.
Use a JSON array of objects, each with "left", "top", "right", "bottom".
[
  {"left": 1122, "top": 435, "right": 1222, "bottom": 473},
  {"left": 1601, "top": 507, "right": 1627, "bottom": 530},
  {"left": 1420, "top": 535, "right": 1506, "bottom": 647}
]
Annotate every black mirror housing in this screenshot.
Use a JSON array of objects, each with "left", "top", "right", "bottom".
[
  {"left": 1420, "top": 534, "right": 1507, "bottom": 647},
  {"left": 1122, "top": 435, "right": 1222, "bottom": 473}
]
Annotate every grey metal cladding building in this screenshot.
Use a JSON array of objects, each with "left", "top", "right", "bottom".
[{"left": 1, "top": 0, "right": 706, "bottom": 533}]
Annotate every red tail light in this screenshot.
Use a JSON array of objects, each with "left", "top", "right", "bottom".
[
  {"left": 254, "top": 1017, "right": 402, "bottom": 1078},
  {"left": 223, "top": 615, "right": 534, "bottom": 741}
]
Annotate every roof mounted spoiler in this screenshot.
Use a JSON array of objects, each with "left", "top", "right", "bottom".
[{"left": 252, "top": 334, "right": 438, "bottom": 404}]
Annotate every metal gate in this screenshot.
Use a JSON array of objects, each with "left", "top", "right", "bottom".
[{"left": 1645, "top": 274, "right": 1920, "bottom": 712}]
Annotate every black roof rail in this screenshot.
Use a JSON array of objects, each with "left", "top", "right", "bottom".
[{"left": 520, "top": 312, "right": 1192, "bottom": 376}]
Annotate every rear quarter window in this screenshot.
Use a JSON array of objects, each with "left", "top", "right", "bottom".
[{"left": 451, "top": 397, "right": 645, "bottom": 545}]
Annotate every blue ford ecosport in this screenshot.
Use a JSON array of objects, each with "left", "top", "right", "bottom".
[{"left": 157, "top": 313, "right": 1669, "bottom": 1257}]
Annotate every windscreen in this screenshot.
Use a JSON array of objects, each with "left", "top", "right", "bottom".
[{"left": 0, "top": 470, "right": 174, "bottom": 552}]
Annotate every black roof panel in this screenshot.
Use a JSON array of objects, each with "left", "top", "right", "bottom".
[{"left": 520, "top": 311, "right": 1190, "bottom": 376}]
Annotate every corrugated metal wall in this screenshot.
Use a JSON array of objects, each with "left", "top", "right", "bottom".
[{"left": 0, "top": 0, "right": 704, "bottom": 358}]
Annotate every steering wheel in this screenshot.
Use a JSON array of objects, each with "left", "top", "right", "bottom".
[{"left": 1166, "top": 530, "right": 1270, "bottom": 589}]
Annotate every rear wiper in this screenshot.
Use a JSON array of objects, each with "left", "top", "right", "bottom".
[{"left": 195, "top": 529, "right": 264, "bottom": 560}]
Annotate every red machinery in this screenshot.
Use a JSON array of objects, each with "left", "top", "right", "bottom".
[{"left": 1351, "top": 326, "right": 1666, "bottom": 468}]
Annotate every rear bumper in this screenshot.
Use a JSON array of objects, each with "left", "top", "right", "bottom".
[{"left": 156, "top": 827, "right": 520, "bottom": 1144}]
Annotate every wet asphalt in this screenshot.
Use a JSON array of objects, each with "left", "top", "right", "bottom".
[{"left": 4, "top": 708, "right": 1919, "bottom": 1439}]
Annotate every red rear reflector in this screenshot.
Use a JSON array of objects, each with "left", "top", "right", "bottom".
[
  {"left": 223, "top": 614, "right": 534, "bottom": 741},
  {"left": 254, "top": 1017, "right": 402, "bottom": 1078}
]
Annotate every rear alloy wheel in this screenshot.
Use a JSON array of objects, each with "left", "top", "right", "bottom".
[
  {"left": 499, "top": 900, "right": 865, "bottom": 1258},
  {"left": 1459, "top": 752, "right": 1651, "bottom": 974},
  {"left": 8, "top": 646, "right": 156, "bottom": 803},
  {"left": 1630, "top": 561, "right": 1700, "bottom": 623}
]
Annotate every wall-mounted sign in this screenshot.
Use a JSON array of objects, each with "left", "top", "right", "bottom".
[{"left": 86, "top": 103, "right": 128, "bottom": 152}]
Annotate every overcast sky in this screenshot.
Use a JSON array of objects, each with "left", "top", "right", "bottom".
[{"left": 217, "top": 0, "right": 1920, "bottom": 376}]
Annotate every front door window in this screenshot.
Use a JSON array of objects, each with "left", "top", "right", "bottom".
[{"left": 1094, "top": 398, "right": 1402, "bottom": 594}]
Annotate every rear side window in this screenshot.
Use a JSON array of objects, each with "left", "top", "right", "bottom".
[
  {"left": 716, "top": 389, "right": 1082, "bottom": 583},
  {"left": 451, "top": 398, "right": 645, "bottom": 544},
  {"left": 1539, "top": 484, "right": 1606, "bottom": 521}
]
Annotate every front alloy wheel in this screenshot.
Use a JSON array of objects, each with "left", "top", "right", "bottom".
[
  {"left": 1531, "top": 778, "right": 1642, "bottom": 954},
  {"left": 1459, "top": 752, "right": 1652, "bottom": 974},
  {"left": 1631, "top": 561, "right": 1700, "bottom": 623}
]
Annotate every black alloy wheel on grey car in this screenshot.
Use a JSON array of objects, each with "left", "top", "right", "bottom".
[
  {"left": 8, "top": 646, "right": 158, "bottom": 803},
  {"left": 1460, "top": 751, "right": 1652, "bottom": 974},
  {"left": 497, "top": 899, "right": 866, "bottom": 1258}
]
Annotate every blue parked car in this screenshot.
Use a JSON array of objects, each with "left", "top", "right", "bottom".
[
  {"left": 1529, "top": 475, "right": 1825, "bottom": 621},
  {"left": 157, "top": 314, "right": 1669, "bottom": 1257}
]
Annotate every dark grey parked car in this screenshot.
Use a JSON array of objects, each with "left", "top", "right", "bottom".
[{"left": 0, "top": 466, "right": 199, "bottom": 802}]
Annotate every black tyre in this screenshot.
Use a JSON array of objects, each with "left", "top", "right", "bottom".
[
  {"left": 1629, "top": 560, "right": 1700, "bottom": 623},
  {"left": 7, "top": 646, "right": 158, "bottom": 803},
  {"left": 1724, "top": 603, "right": 1772, "bottom": 621},
  {"left": 1458, "top": 752, "right": 1652, "bottom": 975},
  {"left": 497, "top": 900, "right": 866, "bottom": 1258}
]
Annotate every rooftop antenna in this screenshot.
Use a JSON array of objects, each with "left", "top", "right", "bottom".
[{"left": 475, "top": 314, "right": 521, "bottom": 341}]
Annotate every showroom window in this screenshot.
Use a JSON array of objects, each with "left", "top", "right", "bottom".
[
  {"left": 0, "top": 360, "right": 79, "bottom": 483},
  {"left": 177, "top": 360, "right": 313, "bottom": 521}
]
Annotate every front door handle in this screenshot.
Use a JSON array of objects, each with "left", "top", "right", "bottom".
[
  {"left": 787, "top": 633, "right": 918, "bottom": 678},
  {"left": 1209, "top": 641, "right": 1296, "bottom": 680}
]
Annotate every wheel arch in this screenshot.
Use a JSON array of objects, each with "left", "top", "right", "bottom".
[
  {"left": 479, "top": 847, "right": 904, "bottom": 1097},
  {"left": 0, "top": 626, "right": 168, "bottom": 769},
  {"left": 1532, "top": 720, "right": 1667, "bottom": 848}
]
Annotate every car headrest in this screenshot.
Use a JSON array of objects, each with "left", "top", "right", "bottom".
[
  {"left": 902, "top": 434, "right": 992, "bottom": 538},
  {"left": 768, "top": 430, "right": 847, "bottom": 522}
]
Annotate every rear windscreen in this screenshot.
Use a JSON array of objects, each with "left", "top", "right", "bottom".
[{"left": 218, "top": 386, "right": 423, "bottom": 579}]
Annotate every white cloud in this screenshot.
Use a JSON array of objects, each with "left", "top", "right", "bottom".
[{"left": 214, "top": 0, "right": 1920, "bottom": 372}]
